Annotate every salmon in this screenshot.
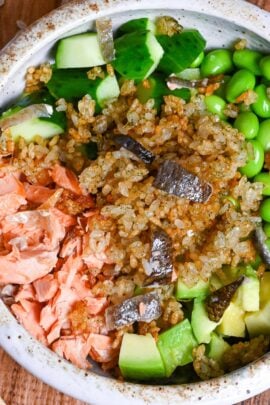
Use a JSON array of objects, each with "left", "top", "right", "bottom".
[
  {"left": 0, "top": 193, "right": 27, "bottom": 218},
  {"left": 24, "top": 183, "right": 54, "bottom": 204},
  {"left": 12, "top": 299, "right": 47, "bottom": 345},
  {"left": 50, "top": 164, "right": 83, "bottom": 195},
  {"left": 0, "top": 171, "right": 26, "bottom": 217},
  {"left": 88, "top": 334, "right": 116, "bottom": 363},
  {"left": 60, "top": 235, "right": 82, "bottom": 258},
  {"left": 15, "top": 284, "right": 36, "bottom": 302},
  {"left": 52, "top": 335, "right": 92, "bottom": 369},
  {"left": 33, "top": 274, "right": 59, "bottom": 302}
]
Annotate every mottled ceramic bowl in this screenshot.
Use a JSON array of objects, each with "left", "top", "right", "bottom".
[{"left": 0, "top": 1, "right": 270, "bottom": 404}]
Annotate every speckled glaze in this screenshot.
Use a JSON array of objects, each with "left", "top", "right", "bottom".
[{"left": 0, "top": 1, "right": 270, "bottom": 404}]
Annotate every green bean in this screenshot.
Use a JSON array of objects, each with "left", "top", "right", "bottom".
[
  {"left": 260, "top": 55, "right": 270, "bottom": 80},
  {"left": 256, "top": 120, "right": 270, "bottom": 151},
  {"left": 190, "top": 51, "right": 204, "bottom": 68},
  {"left": 263, "top": 223, "right": 270, "bottom": 238},
  {"left": 233, "top": 49, "right": 262, "bottom": 75},
  {"left": 254, "top": 172, "right": 270, "bottom": 196},
  {"left": 252, "top": 84, "right": 270, "bottom": 118},
  {"left": 204, "top": 95, "right": 227, "bottom": 120},
  {"left": 225, "top": 69, "right": 256, "bottom": 103},
  {"left": 200, "top": 49, "right": 233, "bottom": 77},
  {"left": 239, "top": 139, "right": 264, "bottom": 178},
  {"left": 260, "top": 199, "right": 270, "bottom": 222},
  {"left": 233, "top": 111, "right": 259, "bottom": 140}
]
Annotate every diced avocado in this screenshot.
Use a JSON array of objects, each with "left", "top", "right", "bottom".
[
  {"left": 119, "top": 333, "right": 166, "bottom": 380},
  {"left": 245, "top": 302, "right": 270, "bottom": 337},
  {"left": 113, "top": 30, "right": 164, "bottom": 80},
  {"left": 136, "top": 74, "right": 190, "bottom": 109},
  {"left": 217, "top": 302, "right": 245, "bottom": 338},
  {"left": 157, "top": 319, "right": 197, "bottom": 377},
  {"left": 175, "top": 279, "right": 209, "bottom": 300},
  {"left": 207, "top": 333, "right": 230, "bottom": 365},
  {"left": 191, "top": 298, "right": 220, "bottom": 344},
  {"left": 9, "top": 117, "right": 65, "bottom": 142},
  {"left": 157, "top": 30, "right": 206, "bottom": 75},
  {"left": 259, "top": 272, "right": 270, "bottom": 306},
  {"left": 116, "top": 18, "right": 155, "bottom": 37},
  {"left": 234, "top": 266, "right": 260, "bottom": 312},
  {"left": 56, "top": 33, "right": 106, "bottom": 69}
]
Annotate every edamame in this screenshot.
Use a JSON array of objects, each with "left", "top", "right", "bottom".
[
  {"left": 256, "top": 120, "right": 270, "bottom": 151},
  {"left": 261, "top": 198, "right": 270, "bottom": 222},
  {"left": 260, "top": 55, "right": 270, "bottom": 81},
  {"left": 234, "top": 111, "right": 259, "bottom": 139},
  {"left": 240, "top": 140, "right": 264, "bottom": 178},
  {"left": 233, "top": 49, "right": 262, "bottom": 75},
  {"left": 200, "top": 49, "right": 233, "bottom": 77},
  {"left": 252, "top": 84, "right": 270, "bottom": 118},
  {"left": 254, "top": 172, "right": 270, "bottom": 195},
  {"left": 204, "top": 95, "right": 227, "bottom": 120},
  {"left": 225, "top": 69, "right": 256, "bottom": 103}
]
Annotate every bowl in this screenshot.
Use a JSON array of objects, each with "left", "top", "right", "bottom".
[{"left": 0, "top": 1, "right": 270, "bottom": 404}]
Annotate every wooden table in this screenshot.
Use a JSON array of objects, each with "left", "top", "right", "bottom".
[{"left": 0, "top": 0, "right": 270, "bottom": 404}]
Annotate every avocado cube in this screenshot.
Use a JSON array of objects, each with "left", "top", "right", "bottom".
[
  {"left": 207, "top": 333, "right": 230, "bottom": 365},
  {"left": 217, "top": 302, "right": 245, "bottom": 337},
  {"left": 259, "top": 272, "right": 270, "bottom": 307},
  {"left": 175, "top": 279, "right": 209, "bottom": 300},
  {"left": 119, "top": 333, "right": 166, "bottom": 380},
  {"left": 157, "top": 319, "right": 197, "bottom": 377},
  {"left": 245, "top": 301, "right": 270, "bottom": 337},
  {"left": 191, "top": 298, "right": 220, "bottom": 344},
  {"left": 234, "top": 267, "right": 260, "bottom": 312}
]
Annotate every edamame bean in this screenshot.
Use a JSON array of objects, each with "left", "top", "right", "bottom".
[
  {"left": 225, "top": 69, "right": 256, "bottom": 103},
  {"left": 256, "top": 120, "right": 270, "bottom": 151},
  {"left": 204, "top": 95, "right": 227, "bottom": 120},
  {"left": 254, "top": 172, "right": 270, "bottom": 195},
  {"left": 265, "top": 238, "right": 270, "bottom": 250},
  {"left": 200, "top": 49, "right": 233, "bottom": 77},
  {"left": 252, "top": 84, "right": 270, "bottom": 118},
  {"left": 260, "top": 55, "right": 270, "bottom": 80},
  {"left": 233, "top": 49, "right": 262, "bottom": 75},
  {"left": 190, "top": 51, "right": 204, "bottom": 68},
  {"left": 261, "top": 198, "right": 270, "bottom": 222},
  {"left": 239, "top": 139, "right": 264, "bottom": 178},
  {"left": 263, "top": 223, "right": 270, "bottom": 237},
  {"left": 233, "top": 111, "right": 259, "bottom": 139}
]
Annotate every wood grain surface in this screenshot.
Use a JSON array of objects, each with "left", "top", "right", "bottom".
[{"left": 0, "top": 0, "right": 270, "bottom": 404}]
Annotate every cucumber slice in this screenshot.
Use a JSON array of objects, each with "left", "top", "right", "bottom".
[
  {"left": 116, "top": 18, "right": 155, "bottom": 37},
  {"left": 175, "top": 68, "right": 201, "bottom": 81},
  {"left": 157, "top": 30, "right": 206, "bottom": 75},
  {"left": 9, "top": 117, "right": 64, "bottom": 142},
  {"left": 113, "top": 30, "right": 164, "bottom": 80},
  {"left": 56, "top": 33, "right": 106, "bottom": 69},
  {"left": 47, "top": 69, "right": 120, "bottom": 109},
  {"left": 175, "top": 279, "right": 209, "bottom": 300}
]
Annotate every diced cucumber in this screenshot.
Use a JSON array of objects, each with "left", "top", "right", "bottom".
[
  {"left": 157, "top": 319, "right": 197, "bottom": 377},
  {"left": 191, "top": 298, "right": 220, "bottom": 344},
  {"left": 207, "top": 333, "right": 230, "bottom": 365},
  {"left": 56, "top": 33, "right": 106, "bottom": 69},
  {"left": 157, "top": 30, "right": 206, "bottom": 75},
  {"left": 113, "top": 30, "right": 164, "bottom": 80},
  {"left": 175, "top": 279, "right": 209, "bottom": 300},
  {"left": 175, "top": 68, "right": 201, "bottom": 81},
  {"left": 116, "top": 18, "right": 155, "bottom": 37},
  {"left": 119, "top": 333, "right": 166, "bottom": 380},
  {"left": 9, "top": 117, "right": 64, "bottom": 142},
  {"left": 136, "top": 74, "right": 190, "bottom": 109},
  {"left": 47, "top": 69, "right": 120, "bottom": 109}
]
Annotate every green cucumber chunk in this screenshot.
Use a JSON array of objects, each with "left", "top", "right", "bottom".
[
  {"left": 157, "top": 319, "right": 197, "bottom": 377},
  {"left": 207, "top": 333, "right": 230, "bottom": 365},
  {"left": 191, "top": 298, "right": 220, "bottom": 344},
  {"left": 116, "top": 18, "right": 155, "bottom": 37},
  {"left": 119, "top": 333, "right": 166, "bottom": 380},
  {"left": 56, "top": 33, "right": 106, "bottom": 69},
  {"left": 175, "top": 279, "right": 209, "bottom": 300},
  {"left": 157, "top": 30, "right": 206, "bottom": 75},
  {"left": 47, "top": 69, "right": 120, "bottom": 108},
  {"left": 113, "top": 30, "right": 164, "bottom": 80},
  {"left": 9, "top": 117, "right": 64, "bottom": 142},
  {"left": 175, "top": 68, "right": 201, "bottom": 80},
  {"left": 136, "top": 74, "right": 190, "bottom": 108}
]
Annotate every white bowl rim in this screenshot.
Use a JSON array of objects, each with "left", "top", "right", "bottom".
[{"left": 0, "top": 1, "right": 270, "bottom": 404}]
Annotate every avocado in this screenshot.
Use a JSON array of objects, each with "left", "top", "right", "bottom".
[
  {"left": 191, "top": 298, "right": 221, "bottom": 344},
  {"left": 217, "top": 302, "right": 246, "bottom": 337},
  {"left": 175, "top": 279, "right": 209, "bottom": 300},
  {"left": 234, "top": 266, "right": 260, "bottom": 312},
  {"left": 207, "top": 333, "right": 230, "bottom": 365},
  {"left": 157, "top": 319, "right": 197, "bottom": 377},
  {"left": 119, "top": 333, "right": 166, "bottom": 380},
  {"left": 259, "top": 272, "right": 270, "bottom": 306}
]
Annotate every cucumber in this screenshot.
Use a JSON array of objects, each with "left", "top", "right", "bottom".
[
  {"left": 157, "top": 30, "right": 206, "bottom": 75},
  {"left": 116, "top": 18, "right": 155, "bottom": 37},
  {"left": 56, "top": 33, "right": 106, "bottom": 69},
  {"left": 113, "top": 30, "right": 164, "bottom": 80},
  {"left": 175, "top": 68, "right": 201, "bottom": 81},
  {"left": 9, "top": 117, "right": 64, "bottom": 142},
  {"left": 47, "top": 69, "right": 120, "bottom": 109},
  {"left": 136, "top": 74, "right": 190, "bottom": 109}
]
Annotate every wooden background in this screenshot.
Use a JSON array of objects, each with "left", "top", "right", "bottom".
[{"left": 1, "top": 0, "right": 270, "bottom": 404}]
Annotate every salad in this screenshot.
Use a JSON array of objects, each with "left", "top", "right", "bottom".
[{"left": 0, "top": 15, "right": 270, "bottom": 383}]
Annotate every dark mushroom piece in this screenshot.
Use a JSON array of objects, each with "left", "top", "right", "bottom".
[
  {"left": 114, "top": 135, "right": 155, "bottom": 164},
  {"left": 254, "top": 225, "right": 270, "bottom": 267}
]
